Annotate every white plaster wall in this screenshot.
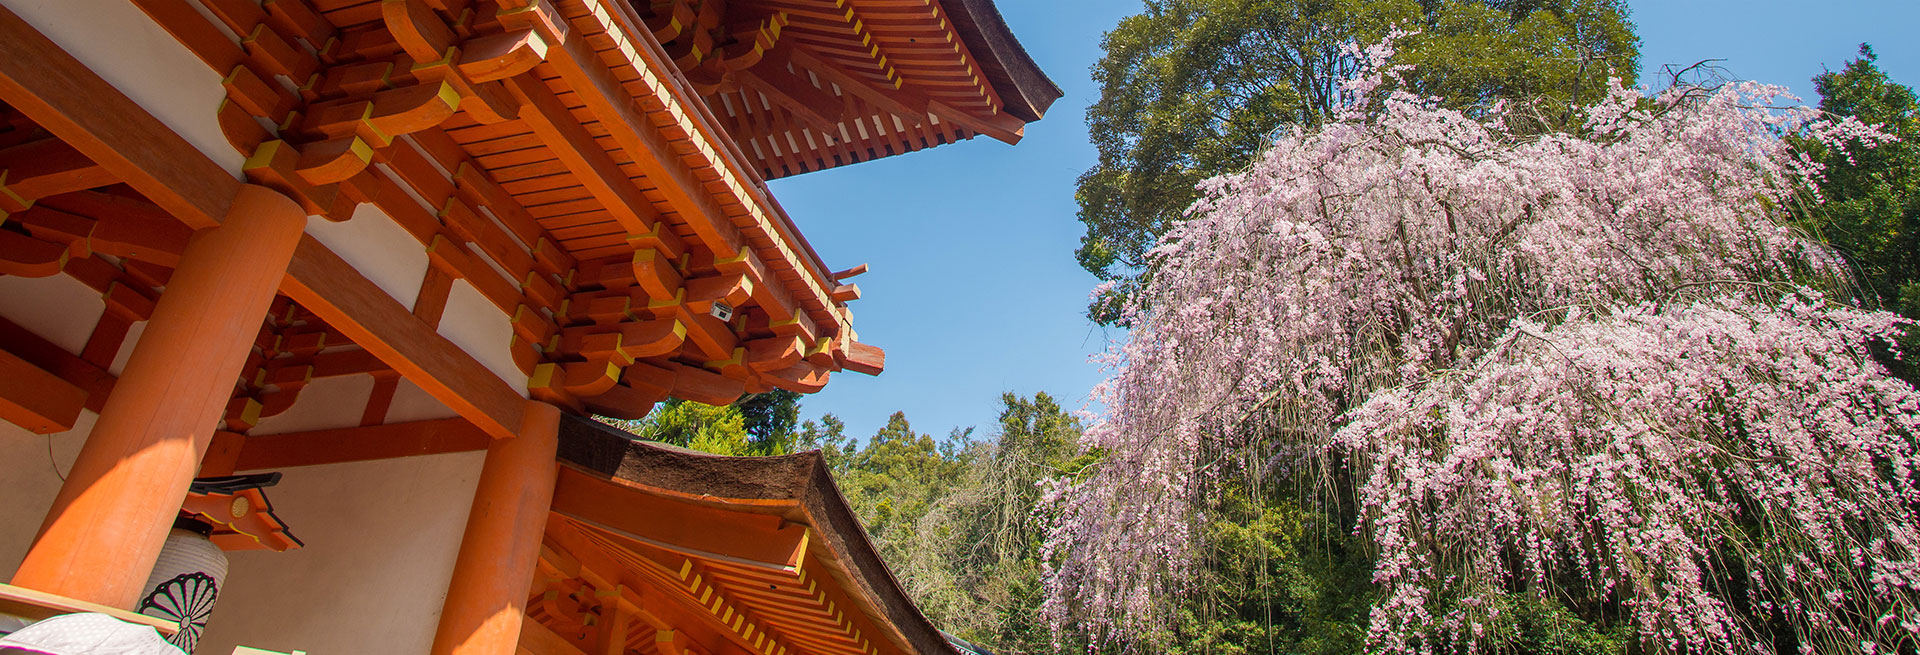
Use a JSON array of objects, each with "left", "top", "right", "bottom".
[
  {"left": 304, "top": 206, "right": 430, "bottom": 311},
  {"left": 437, "top": 281, "right": 531, "bottom": 397},
  {"left": 383, "top": 379, "right": 460, "bottom": 424},
  {"left": 2, "top": 0, "right": 246, "bottom": 176},
  {"left": 0, "top": 274, "right": 104, "bottom": 357},
  {"left": 249, "top": 374, "right": 378, "bottom": 436},
  {"left": 109, "top": 320, "right": 148, "bottom": 377},
  {"left": 0, "top": 411, "right": 92, "bottom": 581},
  {"left": 195, "top": 451, "right": 486, "bottom": 655}
]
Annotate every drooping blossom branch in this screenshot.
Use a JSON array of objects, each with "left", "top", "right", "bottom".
[{"left": 1043, "top": 40, "right": 1916, "bottom": 654}]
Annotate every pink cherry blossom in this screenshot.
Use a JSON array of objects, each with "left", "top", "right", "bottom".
[{"left": 1043, "top": 43, "right": 1917, "bottom": 654}]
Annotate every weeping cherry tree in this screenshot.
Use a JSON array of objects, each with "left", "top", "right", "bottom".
[{"left": 1043, "top": 41, "right": 1920, "bottom": 654}]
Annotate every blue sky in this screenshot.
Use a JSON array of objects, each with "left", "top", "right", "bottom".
[{"left": 772, "top": 1, "right": 1920, "bottom": 441}]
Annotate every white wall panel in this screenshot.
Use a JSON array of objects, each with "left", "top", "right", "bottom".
[
  {"left": 3, "top": 0, "right": 245, "bottom": 176},
  {"left": 303, "top": 206, "right": 431, "bottom": 311},
  {"left": 195, "top": 451, "right": 485, "bottom": 655},
  {"left": 436, "top": 280, "right": 531, "bottom": 397}
]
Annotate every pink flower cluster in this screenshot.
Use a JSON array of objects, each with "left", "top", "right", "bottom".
[{"left": 1043, "top": 46, "right": 1917, "bottom": 654}]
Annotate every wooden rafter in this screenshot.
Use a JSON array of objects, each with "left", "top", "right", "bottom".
[
  {"left": 0, "top": 348, "right": 88, "bottom": 435},
  {"left": 550, "top": 466, "right": 810, "bottom": 571},
  {"left": 540, "top": 517, "right": 755, "bottom": 655},
  {"left": 232, "top": 417, "right": 491, "bottom": 470},
  {"left": 282, "top": 235, "right": 528, "bottom": 440},
  {"left": 0, "top": 4, "right": 240, "bottom": 228},
  {"left": 738, "top": 47, "right": 845, "bottom": 133},
  {"left": 19, "top": 0, "right": 892, "bottom": 425}
]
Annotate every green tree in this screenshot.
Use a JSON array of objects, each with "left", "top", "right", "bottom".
[
  {"left": 898, "top": 394, "right": 1086, "bottom": 655},
  {"left": 1797, "top": 44, "right": 1920, "bottom": 379},
  {"left": 599, "top": 392, "right": 805, "bottom": 456},
  {"left": 736, "top": 390, "right": 802, "bottom": 451},
  {"left": 1076, "top": 0, "right": 1639, "bottom": 321},
  {"left": 836, "top": 412, "right": 972, "bottom": 555},
  {"left": 600, "top": 399, "right": 754, "bottom": 455}
]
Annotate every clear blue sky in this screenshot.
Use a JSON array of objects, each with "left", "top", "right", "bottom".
[{"left": 772, "top": 1, "right": 1920, "bottom": 441}]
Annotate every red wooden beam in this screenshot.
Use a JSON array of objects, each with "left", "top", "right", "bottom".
[
  {"left": 233, "top": 417, "right": 492, "bottom": 470},
  {"left": 0, "top": 138, "right": 116, "bottom": 203},
  {"left": 282, "top": 235, "right": 528, "bottom": 440},
  {"left": 0, "top": 315, "right": 115, "bottom": 415},
  {"left": 550, "top": 466, "right": 811, "bottom": 572},
  {"left": 0, "top": 4, "right": 239, "bottom": 229},
  {"left": 0, "top": 349, "right": 87, "bottom": 434}
]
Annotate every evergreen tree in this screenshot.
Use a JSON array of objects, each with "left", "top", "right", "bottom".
[
  {"left": 1796, "top": 44, "right": 1920, "bottom": 380},
  {"left": 1077, "top": 0, "right": 1639, "bottom": 322}
]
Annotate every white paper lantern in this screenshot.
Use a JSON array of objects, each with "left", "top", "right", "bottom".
[{"left": 138, "top": 523, "right": 229, "bottom": 653}]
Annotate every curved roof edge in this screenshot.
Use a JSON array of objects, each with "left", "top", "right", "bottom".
[
  {"left": 555, "top": 415, "right": 961, "bottom": 655},
  {"left": 944, "top": 0, "right": 1063, "bottom": 124}
]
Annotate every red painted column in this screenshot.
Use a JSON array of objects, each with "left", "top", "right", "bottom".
[
  {"left": 431, "top": 400, "right": 562, "bottom": 655},
  {"left": 10, "top": 185, "right": 306, "bottom": 609}
]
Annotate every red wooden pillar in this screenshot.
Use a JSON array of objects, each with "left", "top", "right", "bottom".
[
  {"left": 431, "top": 400, "right": 563, "bottom": 655},
  {"left": 10, "top": 185, "right": 306, "bottom": 609}
]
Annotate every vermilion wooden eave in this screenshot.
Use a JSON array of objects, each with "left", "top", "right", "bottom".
[
  {"left": 0, "top": 3, "right": 528, "bottom": 439},
  {"left": 538, "top": 417, "right": 969, "bottom": 655},
  {"left": 105, "top": 0, "right": 895, "bottom": 416}
]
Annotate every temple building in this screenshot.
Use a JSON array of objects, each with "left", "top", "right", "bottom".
[{"left": 0, "top": 0, "right": 1057, "bottom": 652}]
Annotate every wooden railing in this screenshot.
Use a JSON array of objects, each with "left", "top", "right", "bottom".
[{"left": 0, "top": 582, "right": 179, "bottom": 635}]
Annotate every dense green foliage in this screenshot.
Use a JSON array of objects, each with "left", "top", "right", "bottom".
[
  {"left": 597, "top": 391, "right": 802, "bottom": 456},
  {"left": 1075, "top": 0, "right": 1639, "bottom": 321},
  {"left": 1795, "top": 45, "right": 1920, "bottom": 379}
]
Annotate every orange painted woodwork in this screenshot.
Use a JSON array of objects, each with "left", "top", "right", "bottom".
[
  {"left": 0, "top": 316, "right": 114, "bottom": 414},
  {"left": 382, "top": 0, "right": 457, "bottom": 62},
  {"left": 519, "top": 617, "right": 589, "bottom": 655},
  {"left": 593, "top": 594, "right": 634, "bottom": 655},
  {"left": 842, "top": 341, "right": 886, "bottom": 376},
  {"left": 0, "top": 138, "right": 115, "bottom": 202},
  {"left": 0, "top": 348, "right": 87, "bottom": 434},
  {"left": 664, "top": 362, "right": 746, "bottom": 406},
  {"left": 181, "top": 487, "right": 302, "bottom": 552},
  {"left": 550, "top": 467, "right": 810, "bottom": 571},
  {"left": 0, "top": 4, "right": 240, "bottom": 229},
  {"left": 198, "top": 431, "right": 247, "bottom": 477},
  {"left": 457, "top": 29, "right": 550, "bottom": 82},
  {"left": 294, "top": 137, "right": 375, "bottom": 185},
  {"left": 125, "top": 0, "right": 245, "bottom": 73},
  {"left": 430, "top": 400, "right": 562, "bottom": 655},
  {"left": 502, "top": 74, "right": 660, "bottom": 237},
  {"left": 234, "top": 417, "right": 492, "bottom": 471},
  {"left": 20, "top": 190, "right": 196, "bottom": 268},
  {"left": 536, "top": 9, "right": 747, "bottom": 260},
  {"left": 830, "top": 263, "right": 868, "bottom": 281},
  {"left": 830, "top": 283, "right": 862, "bottom": 302},
  {"left": 557, "top": 319, "right": 687, "bottom": 361},
  {"left": 577, "top": 382, "right": 661, "bottom": 421},
  {"left": 85, "top": 0, "right": 942, "bottom": 422},
  {"left": 301, "top": 82, "right": 462, "bottom": 145},
  {"left": 282, "top": 234, "right": 527, "bottom": 440},
  {"left": 10, "top": 184, "right": 305, "bottom": 609},
  {"left": 0, "top": 229, "right": 68, "bottom": 277},
  {"left": 738, "top": 52, "right": 843, "bottom": 132},
  {"left": 531, "top": 360, "right": 623, "bottom": 398},
  {"left": 744, "top": 336, "right": 804, "bottom": 373},
  {"left": 537, "top": 520, "right": 739, "bottom": 655},
  {"left": 766, "top": 361, "right": 830, "bottom": 394}
]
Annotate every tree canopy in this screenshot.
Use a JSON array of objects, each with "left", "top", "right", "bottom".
[
  {"left": 1796, "top": 44, "right": 1920, "bottom": 379},
  {"left": 1048, "top": 42, "right": 1920, "bottom": 653},
  {"left": 597, "top": 391, "right": 803, "bottom": 456},
  {"left": 1075, "top": 0, "right": 1639, "bottom": 321}
]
